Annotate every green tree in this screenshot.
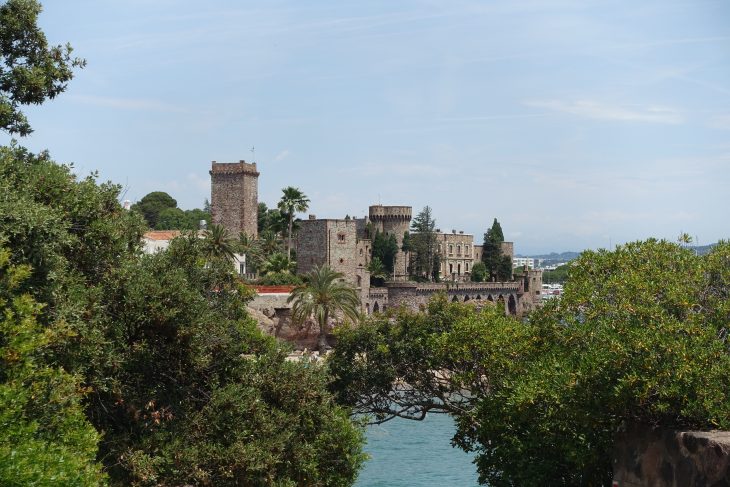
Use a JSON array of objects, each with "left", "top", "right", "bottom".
[
  {"left": 277, "top": 186, "right": 310, "bottom": 261},
  {"left": 331, "top": 240, "right": 730, "bottom": 486},
  {"left": 288, "top": 265, "right": 360, "bottom": 352},
  {"left": 0, "top": 0, "right": 85, "bottom": 136},
  {"left": 0, "top": 145, "right": 366, "bottom": 485},
  {"left": 131, "top": 191, "right": 177, "bottom": 228},
  {"left": 481, "top": 218, "right": 511, "bottom": 281},
  {"left": 202, "top": 223, "right": 236, "bottom": 261},
  {"left": 259, "top": 251, "right": 295, "bottom": 275},
  {"left": 0, "top": 248, "right": 105, "bottom": 485},
  {"left": 470, "top": 261, "right": 487, "bottom": 282},
  {"left": 237, "top": 232, "right": 262, "bottom": 274},
  {"left": 410, "top": 206, "right": 437, "bottom": 281},
  {"left": 367, "top": 256, "right": 388, "bottom": 287},
  {"left": 371, "top": 231, "right": 398, "bottom": 275}
]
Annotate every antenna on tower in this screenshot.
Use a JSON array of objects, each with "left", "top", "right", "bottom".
[{"left": 250, "top": 146, "right": 256, "bottom": 163}]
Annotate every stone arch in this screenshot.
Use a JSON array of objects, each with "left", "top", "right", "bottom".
[
  {"left": 476, "top": 294, "right": 482, "bottom": 300},
  {"left": 487, "top": 294, "right": 494, "bottom": 302},
  {"left": 464, "top": 295, "right": 471, "bottom": 302},
  {"left": 508, "top": 294, "right": 517, "bottom": 315},
  {"left": 451, "top": 295, "right": 458, "bottom": 303},
  {"left": 365, "top": 303, "right": 370, "bottom": 315},
  {"left": 382, "top": 305, "right": 387, "bottom": 312},
  {"left": 373, "top": 302, "right": 380, "bottom": 313}
]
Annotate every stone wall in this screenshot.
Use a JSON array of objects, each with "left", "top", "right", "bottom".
[
  {"left": 613, "top": 422, "right": 730, "bottom": 487},
  {"left": 383, "top": 281, "right": 523, "bottom": 315},
  {"left": 210, "top": 160, "right": 259, "bottom": 238},
  {"left": 296, "top": 218, "right": 368, "bottom": 292}
]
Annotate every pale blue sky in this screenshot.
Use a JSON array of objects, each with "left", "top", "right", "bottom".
[{"left": 6, "top": 0, "right": 729, "bottom": 254}]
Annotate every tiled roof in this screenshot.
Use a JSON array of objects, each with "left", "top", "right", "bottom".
[
  {"left": 143, "top": 230, "right": 182, "bottom": 241},
  {"left": 253, "top": 285, "right": 297, "bottom": 294}
]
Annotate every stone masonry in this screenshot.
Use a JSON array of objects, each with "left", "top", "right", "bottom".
[
  {"left": 613, "top": 422, "right": 730, "bottom": 486},
  {"left": 210, "top": 160, "right": 259, "bottom": 238},
  {"left": 296, "top": 217, "right": 370, "bottom": 303}
]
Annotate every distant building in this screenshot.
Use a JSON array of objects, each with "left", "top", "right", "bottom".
[
  {"left": 513, "top": 257, "right": 535, "bottom": 269},
  {"left": 436, "top": 230, "right": 475, "bottom": 282}
]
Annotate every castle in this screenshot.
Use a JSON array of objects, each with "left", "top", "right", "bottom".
[{"left": 210, "top": 160, "right": 541, "bottom": 316}]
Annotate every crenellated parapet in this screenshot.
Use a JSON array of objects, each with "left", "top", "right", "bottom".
[
  {"left": 368, "top": 205, "right": 412, "bottom": 221},
  {"left": 210, "top": 160, "right": 260, "bottom": 176}
]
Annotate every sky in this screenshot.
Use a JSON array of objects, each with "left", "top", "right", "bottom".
[{"left": 4, "top": 0, "right": 729, "bottom": 254}]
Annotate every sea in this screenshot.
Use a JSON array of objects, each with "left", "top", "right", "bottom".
[{"left": 354, "top": 413, "right": 480, "bottom": 487}]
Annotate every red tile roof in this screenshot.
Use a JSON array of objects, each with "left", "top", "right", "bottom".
[
  {"left": 253, "top": 285, "right": 297, "bottom": 294},
  {"left": 143, "top": 230, "right": 182, "bottom": 241}
]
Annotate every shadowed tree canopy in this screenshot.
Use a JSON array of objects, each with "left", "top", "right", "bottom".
[
  {"left": 130, "top": 191, "right": 177, "bottom": 228},
  {"left": 482, "top": 218, "right": 511, "bottom": 281},
  {"left": 0, "top": 0, "right": 85, "bottom": 136},
  {"left": 330, "top": 239, "right": 730, "bottom": 486}
]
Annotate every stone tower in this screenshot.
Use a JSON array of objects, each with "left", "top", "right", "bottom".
[
  {"left": 209, "top": 160, "right": 259, "bottom": 238},
  {"left": 369, "top": 205, "right": 412, "bottom": 281}
]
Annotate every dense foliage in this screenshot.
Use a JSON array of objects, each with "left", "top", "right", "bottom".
[
  {"left": 331, "top": 239, "right": 730, "bottom": 486},
  {"left": 0, "top": 144, "right": 365, "bottom": 485},
  {"left": 0, "top": 0, "right": 85, "bottom": 135},
  {"left": 409, "top": 206, "right": 438, "bottom": 280},
  {"left": 131, "top": 191, "right": 211, "bottom": 230},
  {"left": 371, "top": 231, "right": 398, "bottom": 276},
  {"left": 0, "top": 248, "right": 105, "bottom": 486},
  {"left": 481, "top": 218, "right": 511, "bottom": 281}
]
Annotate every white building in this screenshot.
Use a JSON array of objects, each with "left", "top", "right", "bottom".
[
  {"left": 513, "top": 257, "right": 535, "bottom": 269},
  {"left": 142, "top": 231, "right": 247, "bottom": 277}
]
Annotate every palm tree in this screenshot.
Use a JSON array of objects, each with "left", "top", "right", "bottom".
[
  {"left": 288, "top": 265, "right": 360, "bottom": 352},
  {"left": 277, "top": 186, "right": 310, "bottom": 261},
  {"left": 260, "top": 252, "right": 295, "bottom": 275},
  {"left": 203, "top": 224, "right": 236, "bottom": 261},
  {"left": 238, "top": 232, "right": 262, "bottom": 273},
  {"left": 258, "top": 229, "right": 281, "bottom": 257}
]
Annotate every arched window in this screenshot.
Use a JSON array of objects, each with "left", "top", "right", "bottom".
[
  {"left": 465, "top": 245, "right": 470, "bottom": 255},
  {"left": 449, "top": 263, "right": 453, "bottom": 274},
  {"left": 466, "top": 262, "right": 469, "bottom": 272},
  {"left": 458, "top": 263, "right": 461, "bottom": 275},
  {"left": 457, "top": 245, "right": 461, "bottom": 255}
]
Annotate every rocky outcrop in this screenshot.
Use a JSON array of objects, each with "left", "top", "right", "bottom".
[{"left": 613, "top": 422, "right": 730, "bottom": 486}]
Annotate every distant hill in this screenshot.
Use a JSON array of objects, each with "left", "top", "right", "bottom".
[
  {"left": 516, "top": 251, "right": 581, "bottom": 261},
  {"left": 517, "top": 243, "right": 718, "bottom": 261}
]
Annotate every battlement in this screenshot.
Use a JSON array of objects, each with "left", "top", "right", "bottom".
[
  {"left": 368, "top": 205, "right": 412, "bottom": 221},
  {"left": 210, "top": 160, "right": 260, "bottom": 176}
]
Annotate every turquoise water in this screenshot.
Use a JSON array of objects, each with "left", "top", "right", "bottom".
[{"left": 355, "top": 413, "right": 480, "bottom": 486}]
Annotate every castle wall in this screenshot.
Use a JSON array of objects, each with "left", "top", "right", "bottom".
[
  {"left": 210, "top": 160, "right": 259, "bottom": 238},
  {"left": 296, "top": 218, "right": 369, "bottom": 294}
]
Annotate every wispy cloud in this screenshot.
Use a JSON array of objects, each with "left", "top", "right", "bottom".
[
  {"left": 274, "top": 149, "right": 290, "bottom": 162},
  {"left": 709, "top": 115, "right": 730, "bottom": 130},
  {"left": 523, "top": 99, "right": 683, "bottom": 124},
  {"left": 71, "top": 94, "right": 188, "bottom": 113}
]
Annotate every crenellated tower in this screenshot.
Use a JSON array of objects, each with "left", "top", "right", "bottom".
[{"left": 210, "top": 160, "right": 259, "bottom": 238}]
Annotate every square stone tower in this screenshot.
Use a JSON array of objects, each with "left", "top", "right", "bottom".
[{"left": 210, "top": 160, "right": 259, "bottom": 238}]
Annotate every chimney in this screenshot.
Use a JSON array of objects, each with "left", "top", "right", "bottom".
[
  {"left": 452, "top": 229, "right": 456, "bottom": 234},
  {"left": 459, "top": 230, "right": 464, "bottom": 234},
  {"left": 309, "top": 214, "right": 317, "bottom": 220},
  {"left": 122, "top": 200, "right": 131, "bottom": 210},
  {"left": 199, "top": 220, "right": 207, "bottom": 230}
]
